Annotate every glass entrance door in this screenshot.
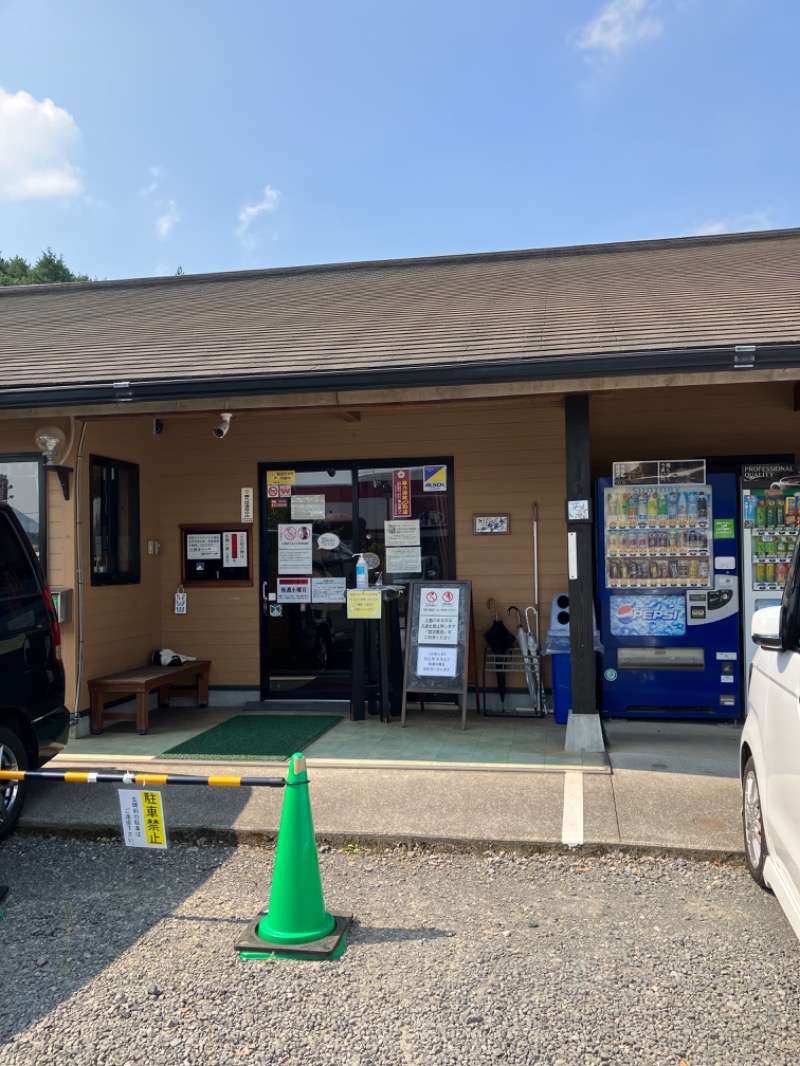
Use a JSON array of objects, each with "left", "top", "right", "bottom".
[
  {"left": 260, "top": 466, "right": 356, "bottom": 699},
  {"left": 259, "top": 459, "right": 455, "bottom": 701}
]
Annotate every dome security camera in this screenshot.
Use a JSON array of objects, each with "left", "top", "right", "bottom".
[{"left": 213, "top": 413, "right": 232, "bottom": 439}]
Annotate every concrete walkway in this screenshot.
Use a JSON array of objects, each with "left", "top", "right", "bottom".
[{"left": 17, "top": 716, "right": 744, "bottom": 858}]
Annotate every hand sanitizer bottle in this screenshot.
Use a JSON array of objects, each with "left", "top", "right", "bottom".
[{"left": 355, "top": 554, "right": 368, "bottom": 589}]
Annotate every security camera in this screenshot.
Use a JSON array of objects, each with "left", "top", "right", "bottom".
[{"left": 213, "top": 413, "right": 232, "bottom": 439}]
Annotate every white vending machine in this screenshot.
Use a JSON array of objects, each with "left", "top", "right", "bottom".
[{"left": 741, "top": 465, "right": 800, "bottom": 694}]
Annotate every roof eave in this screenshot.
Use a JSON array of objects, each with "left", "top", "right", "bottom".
[{"left": 1, "top": 342, "right": 799, "bottom": 411}]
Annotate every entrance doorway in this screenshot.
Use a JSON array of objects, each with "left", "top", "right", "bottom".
[{"left": 258, "top": 459, "right": 455, "bottom": 701}]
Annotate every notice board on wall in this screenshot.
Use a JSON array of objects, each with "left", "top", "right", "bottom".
[
  {"left": 400, "top": 580, "right": 472, "bottom": 729},
  {"left": 180, "top": 524, "right": 253, "bottom": 586}
]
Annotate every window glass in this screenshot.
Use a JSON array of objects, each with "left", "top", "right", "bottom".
[
  {"left": 90, "top": 456, "right": 140, "bottom": 585},
  {"left": 0, "top": 458, "right": 42, "bottom": 559}
]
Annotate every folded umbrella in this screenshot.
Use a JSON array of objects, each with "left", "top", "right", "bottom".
[{"left": 483, "top": 600, "right": 517, "bottom": 706}]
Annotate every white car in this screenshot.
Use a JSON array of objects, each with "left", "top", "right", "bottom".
[{"left": 740, "top": 593, "right": 800, "bottom": 941}]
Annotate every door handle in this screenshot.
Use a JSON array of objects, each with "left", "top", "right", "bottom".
[{"left": 262, "top": 581, "right": 269, "bottom": 601}]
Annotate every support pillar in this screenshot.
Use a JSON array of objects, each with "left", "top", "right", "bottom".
[{"left": 563, "top": 394, "right": 604, "bottom": 754}]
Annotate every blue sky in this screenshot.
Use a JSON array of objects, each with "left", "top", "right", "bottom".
[{"left": 0, "top": 0, "right": 797, "bottom": 281}]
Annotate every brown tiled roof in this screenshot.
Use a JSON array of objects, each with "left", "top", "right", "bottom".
[{"left": 1, "top": 228, "right": 798, "bottom": 403}]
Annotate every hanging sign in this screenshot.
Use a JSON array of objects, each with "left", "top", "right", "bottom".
[
  {"left": 385, "top": 519, "right": 420, "bottom": 546},
  {"left": 278, "top": 523, "right": 313, "bottom": 574},
  {"left": 291, "top": 494, "right": 325, "bottom": 520},
  {"left": 423, "top": 465, "right": 447, "bottom": 492},
  {"left": 118, "top": 790, "right": 167, "bottom": 849},
  {"left": 223, "top": 531, "right": 248, "bottom": 568},
  {"left": 276, "top": 577, "right": 311, "bottom": 603},
  {"left": 393, "top": 468, "right": 412, "bottom": 518},
  {"left": 347, "top": 589, "right": 382, "bottom": 619},
  {"left": 267, "top": 471, "right": 296, "bottom": 485}
]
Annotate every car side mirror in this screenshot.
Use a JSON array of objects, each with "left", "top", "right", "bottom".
[{"left": 751, "top": 605, "right": 784, "bottom": 651}]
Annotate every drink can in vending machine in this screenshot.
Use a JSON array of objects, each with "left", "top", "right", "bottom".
[
  {"left": 678, "top": 561, "right": 689, "bottom": 580},
  {"left": 688, "top": 530, "right": 698, "bottom": 549},
  {"left": 619, "top": 532, "right": 628, "bottom": 551},
  {"left": 776, "top": 561, "right": 790, "bottom": 584},
  {"left": 668, "top": 530, "right": 678, "bottom": 550},
  {"left": 669, "top": 561, "right": 680, "bottom": 581},
  {"left": 649, "top": 561, "right": 659, "bottom": 580},
  {"left": 698, "top": 560, "right": 709, "bottom": 582},
  {"left": 608, "top": 532, "right": 618, "bottom": 552},
  {"left": 608, "top": 561, "right": 620, "bottom": 583},
  {"left": 658, "top": 561, "right": 669, "bottom": 582},
  {"left": 648, "top": 531, "right": 658, "bottom": 550},
  {"left": 679, "top": 530, "right": 688, "bottom": 551},
  {"left": 698, "top": 532, "right": 708, "bottom": 551},
  {"left": 658, "top": 531, "right": 668, "bottom": 549},
  {"left": 755, "top": 562, "right": 766, "bottom": 583},
  {"left": 765, "top": 562, "right": 776, "bottom": 583},
  {"left": 689, "top": 559, "right": 699, "bottom": 581},
  {"left": 620, "top": 561, "right": 629, "bottom": 580}
]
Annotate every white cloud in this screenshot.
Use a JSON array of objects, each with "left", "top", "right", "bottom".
[
  {"left": 576, "top": 0, "right": 662, "bottom": 55},
  {"left": 0, "top": 87, "right": 82, "bottom": 200},
  {"left": 237, "top": 185, "right": 281, "bottom": 245},
  {"left": 155, "top": 199, "right": 179, "bottom": 240},
  {"left": 691, "top": 211, "right": 773, "bottom": 236},
  {"left": 141, "top": 165, "right": 164, "bottom": 197}
]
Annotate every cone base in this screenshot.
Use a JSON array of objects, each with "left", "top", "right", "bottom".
[{"left": 236, "top": 912, "right": 352, "bottom": 961}]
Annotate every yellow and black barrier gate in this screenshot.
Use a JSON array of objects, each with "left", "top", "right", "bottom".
[{"left": 0, "top": 752, "right": 351, "bottom": 962}]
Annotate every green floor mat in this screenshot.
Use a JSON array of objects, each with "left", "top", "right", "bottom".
[{"left": 161, "top": 714, "right": 344, "bottom": 761}]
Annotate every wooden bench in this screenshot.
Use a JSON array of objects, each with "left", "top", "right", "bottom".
[{"left": 89, "top": 660, "right": 211, "bottom": 735}]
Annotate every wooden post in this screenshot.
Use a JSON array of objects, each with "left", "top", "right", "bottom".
[{"left": 564, "top": 394, "right": 598, "bottom": 715}]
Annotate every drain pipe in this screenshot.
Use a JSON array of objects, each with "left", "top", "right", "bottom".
[{"left": 71, "top": 420, "right": 88, "bottom": 731}]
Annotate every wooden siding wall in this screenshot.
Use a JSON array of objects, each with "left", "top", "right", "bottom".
[
  {"left": 158, "top": 397, "right": 568, "bottom": 689},
  {"left": 590, "top": 381, "right": 799, "bottom": 473},
  {"left": 3, "top": 377, "right": 797, "bottom": 710}
]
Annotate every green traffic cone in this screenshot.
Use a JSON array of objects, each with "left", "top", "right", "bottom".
[{"left": 236, "top": 753, "right": 351, "bottom": 961}]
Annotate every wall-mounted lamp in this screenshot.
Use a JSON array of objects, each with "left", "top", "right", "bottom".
[
  {"left": 34, "top": 425, "right": 67, "bottom": 464},
  {"left": 213, "top": 412, "right": 233, "bottom": 439},
  {"left": 34, "top": 425, "right": 72, "bottom": 499}
]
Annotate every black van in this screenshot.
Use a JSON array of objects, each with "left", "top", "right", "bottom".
[{"left": 0, "top": 502, "right": 69, "bottom": 839}]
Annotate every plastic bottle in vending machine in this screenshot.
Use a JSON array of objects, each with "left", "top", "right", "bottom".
[
  {"left": 776, "top": 496, "right": 786, "bottom": 527},
  {"left": 668, "top": 489, "right": 678, "bottom": 523},
  {"left": 638, "top": 491, "right": 648, "bottom": 523},
  {"left": 647, "top": 490, "right": 659, "bottom": 523},
  {"left": 697, "top": 491, "right": 708, "bottom": 520},
  {"left": 627, "top": 492, "right": 638, "bottom": 522},
  {"left": 743, "top": 493, "right": 756, "bottom": 526},
  {"left": 658, "top": 488, "right": 669, "bottom": 521},
  {"left": 755, "top": 497, "right": 766, "bottom": 527},
  {"left": 607, "top": 491, "right": 619, "bottom": 521},
  {"left": 677, "top": 492, "right": 688, "bottom": 522},
  {"left": 766, "top": 497, "right": 777, "bottom": 529},
  {"left": 687, "top": 491, "right": 699, "bottom": 521}
]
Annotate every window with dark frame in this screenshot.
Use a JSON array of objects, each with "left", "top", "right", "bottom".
[{"left": 90, "top": 456, "right": 140, "bottom": 585}]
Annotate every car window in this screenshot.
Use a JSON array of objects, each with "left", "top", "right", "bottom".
[{"left": 0, "top": 512, "right": 40, "bottom": 599}]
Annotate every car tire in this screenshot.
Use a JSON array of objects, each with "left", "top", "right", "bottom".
[
  {"left": 743, "top": 756, "right": 769, "bottom": 889},
  {"left": 0, "top": 727, "right": 28, "bottom": 842}
]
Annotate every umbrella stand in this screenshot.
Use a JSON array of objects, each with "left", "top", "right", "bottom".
[{"left": 507, "top": 605, "right": 539, "bottom": 710}]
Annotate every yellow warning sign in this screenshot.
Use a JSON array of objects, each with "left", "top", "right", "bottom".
[
  {"left": 267, "top": 471, "right": 296, "bottom": 485},
  {"left": 423, "top": 465, "right": 447, "bottom": 492},
  {"left": 346, "top": 590, "right": 382, "bottom": 619}
]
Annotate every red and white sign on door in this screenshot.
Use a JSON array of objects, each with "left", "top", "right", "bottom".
[{"left": 393, "top": 468, "right": 412, "bottom": 518}]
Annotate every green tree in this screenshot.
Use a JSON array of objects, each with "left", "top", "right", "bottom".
[{"left": 0, "top": 248, "right": 90, "bottom": 286}]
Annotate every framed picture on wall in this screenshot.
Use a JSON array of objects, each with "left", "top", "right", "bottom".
[{"left": 473, "top": 514, "right": 510, "bottom": 535}]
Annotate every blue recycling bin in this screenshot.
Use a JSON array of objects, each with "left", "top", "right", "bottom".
[
  {"left": 543, "top": 592, "right": 603, "bottom": 725},
  {"left": 551, "top": 654, "right": 572, "bottom": 725}
]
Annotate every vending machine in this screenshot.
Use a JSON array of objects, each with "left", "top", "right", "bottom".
[
  {"left": 740, "top": 465, "right": 800, "bottom": 692},
  {"left": 596, "top": 469, "right": 742, "bottom": 720}
]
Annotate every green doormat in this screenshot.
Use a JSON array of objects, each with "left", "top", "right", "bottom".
[{"left": 161, "top": 714, "right": 344, "bottom": 761}]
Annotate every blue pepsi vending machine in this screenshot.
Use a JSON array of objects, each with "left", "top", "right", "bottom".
[{"left": 596, "top": 471, "right": 741, "bottom": 719}]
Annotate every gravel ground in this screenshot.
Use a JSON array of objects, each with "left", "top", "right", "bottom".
[{"left": 0, "top": 834, "right": 799, "bottom": 1066}]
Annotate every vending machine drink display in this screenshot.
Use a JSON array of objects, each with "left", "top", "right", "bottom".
[
  {"left": 740, "top": 465, "right": 800, "bottom": 691},
  {"left": 597, "top": 470, "right": 741, "bottom": 719}
]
